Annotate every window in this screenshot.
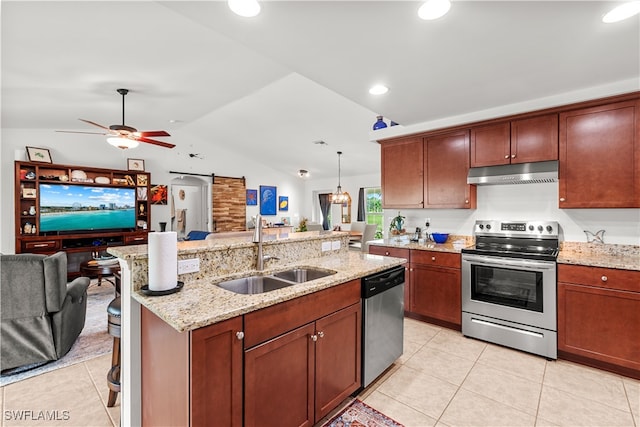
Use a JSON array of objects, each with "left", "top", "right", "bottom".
[{"left": 365, "top": 187, "right": 383, "bottom": 238}]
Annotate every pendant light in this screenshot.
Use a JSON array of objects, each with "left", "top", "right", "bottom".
[{"left": 331, "top": 151, "right": 350, "bottom": 204}]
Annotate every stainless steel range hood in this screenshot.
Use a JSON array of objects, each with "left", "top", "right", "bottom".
[{"left": 467, "top": 160, "right": 558, "bottom": 185}]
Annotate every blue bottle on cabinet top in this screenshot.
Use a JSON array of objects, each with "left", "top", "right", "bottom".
[{"left": 373, "top": 116, "right": 387, "bottom": 130}]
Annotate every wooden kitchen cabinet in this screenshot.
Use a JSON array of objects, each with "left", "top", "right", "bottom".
[
  {"left": 141, "top": 309, "right": 243, "bottom": 427},
  {"left": 559, "top": 99, "right": 640, "bottom": 208},
  {"left": 424, "top": 130, "right": 476, "bottom": 209},
  {"left": 558, "top": 264, "right": 640, "bottom": 379},
  {"left": 368, "top": 245, "right": 411, "bottom": 313},
  {"left": 381, "top": 137, "right": 424, "bottom": 208},
  {"left": 410, "top": 250, "right": 461, "bottom": 330},
  {"left": 470, "top": 114, "right": 558, "bottom": 167},
  {"left": 244, "top": 280, "right": 361, "bottom": 425}
]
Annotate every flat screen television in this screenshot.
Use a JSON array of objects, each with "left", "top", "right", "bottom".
[{"left": 39, "top": 183, "right": 136, "bottom": 233}]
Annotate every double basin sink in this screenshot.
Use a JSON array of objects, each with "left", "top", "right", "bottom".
[{"left": 216, "top": 267, "right": 337, "bottom": 295}]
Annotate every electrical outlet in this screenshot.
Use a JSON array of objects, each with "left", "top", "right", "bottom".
[
  {"left": 425, "top": 218, "right": 431, "bottom": 227},
  {"left": 331, "top": 240, "right": 341, "bottom": 250},
  {"left": 321, "top": 241, "right": 332, "bottom": 252},
  {"left": 178, "top": 258, "right": 200, "bottom": 274}
]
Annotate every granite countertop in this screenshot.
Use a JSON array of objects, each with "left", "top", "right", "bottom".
[
  {"left": 368, "top": 235, "right": 473, "bottom": 253},
  {"left": 132, "top": 251, "right": 406, "bottom": 333},
  {"left": 558, "top": 242, "right": 640, "bottom": 271}
]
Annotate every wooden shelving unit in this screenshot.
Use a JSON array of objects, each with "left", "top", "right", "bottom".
[{"left": 14, "top": 160, "right": 151, "bottom": 278}]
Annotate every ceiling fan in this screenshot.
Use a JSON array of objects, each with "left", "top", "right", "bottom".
[{"left": 56, "top": 88, "right": 176, "bottom": 149}]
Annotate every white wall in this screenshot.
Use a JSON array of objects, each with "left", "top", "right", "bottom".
[
  {"left": 386, "top": 183, "right": 640, "bottom": 245},
  {"left": 1, "top": 128, "right": 306, "bottom": 253}
]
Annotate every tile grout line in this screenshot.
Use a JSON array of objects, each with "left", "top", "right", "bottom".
[
  {"left": 83, "top": 359, "right": 118, "bottom": 427},
  {"left": 621, "top": 378, "right": 639, "bottom": 427},
  {"left": 534, "top": 358, "right": 548, "bottom": 425}
]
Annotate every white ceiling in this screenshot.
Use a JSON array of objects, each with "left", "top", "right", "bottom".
[{"left": 2, "top": 1, "right": 639, "bottom": 179}]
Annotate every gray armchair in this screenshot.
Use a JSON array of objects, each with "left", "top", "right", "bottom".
[{"left": 1, "top": 252, "right": 90, "bottom": 372}]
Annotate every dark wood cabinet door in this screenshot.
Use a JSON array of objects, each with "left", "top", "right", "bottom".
[
  {"left": 558, "top": 282, "right": 640, "bottom": 373},
  {"left": 191, "top": 316, "right": 243, "bottom": 427},
  {"left": 411, "top": 264, "right": 461, "bottom": 328},
  {"left": 559, "top": 99, "right": 640, "bottom": 208},
  {"left": 244, "top": 323, "right": 315, "bottom": 427},
  {"left": 424, "top": 130, "right": 476, "bottom": 209},
  {"left": 510, "top": 114, "right": 558, "bottom": 164},
  {"left": 470, "top": 122, "right": 511, "bottom": 167},
  {"left": 315, "top": 303, "right": 362, "bottom": 422},
  {"left": 381, "top": 137, "right": 424, "bottom": 208}
]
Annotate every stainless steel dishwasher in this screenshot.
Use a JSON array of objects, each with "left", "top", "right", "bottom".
[{"left": 362, "top": 265, "right": 405, "bottom": 388}]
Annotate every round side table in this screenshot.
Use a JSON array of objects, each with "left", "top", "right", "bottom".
[{"left": 80, "top": 260, "right": 121, "bottom": 288}]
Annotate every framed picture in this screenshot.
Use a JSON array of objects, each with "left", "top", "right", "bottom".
[
  {"left": 127, "top": 158, "right": 145, "bottom": 171},
  {"left": 246, "top": 189, "right": 257, "bottom": 206},
  {"left": 278, "top": 196, "right": 289, "bottom": 211},
  {"left": 150, "top": 184, "right": 168, "bottom": 205},
  {"left": 26, "top": 147, "right": 52, "bottom": 163},
  {"left": 136, "top": 174, "right": 148, "bottom": 186},
  {"left": 22, "top": 188, "right": 37, "bottom": 198},
  {"left": 259, "top": 185, "right": 277, "bottom": 215}
]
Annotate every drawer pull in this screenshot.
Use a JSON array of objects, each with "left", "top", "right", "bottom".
[
  {"left": 385, "top": 251, "right": 390, "bottom": 256},
  {"left": 310, "top": 334, "right": 318, "bottom": 342},
  {"left": 33, "top": 243, "right": 50, "bottom": 248},
  {"left": 601, "top": 275, "right": 608, "bottom": 282},
  {"left": 560, "top": 197, "right": 566, "bottom": 202},
  {"left": 432, "top": 256, "right": 436, "bottom": 261},
  {"left": 317, "top": 331, "right": 324, "bottom": 339},
  {"left": 235, "top": 331, "right": 244, "bottom": 340}
]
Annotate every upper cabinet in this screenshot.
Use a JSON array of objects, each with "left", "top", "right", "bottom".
[
  {"left": 424, "top": 130, "right": 476, "bottom": 209},
  {"left": 559, "top": 99, "right": 640, "bottom": 208},
  {"left": 381, "top": 137, "right": 424, "bottom": 208},
  {"left": 470, "top": 114, "right": 559, "bottom": 167}
]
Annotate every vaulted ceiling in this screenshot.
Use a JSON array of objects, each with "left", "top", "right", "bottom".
[{"left": 2, "top": 1, "right": 638, "bottom": 178}]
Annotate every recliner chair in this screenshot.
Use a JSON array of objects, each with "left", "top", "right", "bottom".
[{"left": 1, "top": 252, "right": 90, "bottom": 372}]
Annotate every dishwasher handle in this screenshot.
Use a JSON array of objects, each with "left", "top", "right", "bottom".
[{"left": 362, "top": 265, "right": 405, "bottom": 299}]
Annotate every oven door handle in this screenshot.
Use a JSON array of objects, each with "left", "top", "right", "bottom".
[{"left": 462, "top": 254, "right": 555, "bottom": 270}]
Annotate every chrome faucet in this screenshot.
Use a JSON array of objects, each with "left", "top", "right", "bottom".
[{"left": 252, "top": 214, "right": 279, "bottom": 270}]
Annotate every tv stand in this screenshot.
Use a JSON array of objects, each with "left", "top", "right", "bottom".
[{"left": 14, "top": 160, "right": 151, "bottom": 279}]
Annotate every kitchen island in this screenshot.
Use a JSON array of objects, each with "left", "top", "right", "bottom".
[{"left": 109, "top": 230, "right": 407, "bottom": 426}]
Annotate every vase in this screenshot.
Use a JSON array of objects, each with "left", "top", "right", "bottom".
[{"left": 372, "top": 116, "right": 387, "bottom": 130}]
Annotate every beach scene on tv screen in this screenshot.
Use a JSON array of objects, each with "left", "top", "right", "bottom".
[{"left": 39, "top": 184, "right": 136, "bottom": 232}]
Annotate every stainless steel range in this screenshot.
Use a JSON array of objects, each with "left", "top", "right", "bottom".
[{"left": 461, "top": 220, "right": 559, "bottom": 359}]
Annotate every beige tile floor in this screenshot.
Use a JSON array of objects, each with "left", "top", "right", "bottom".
[{"left": 1, "top": 318, "right": 638, "bottom": 427}]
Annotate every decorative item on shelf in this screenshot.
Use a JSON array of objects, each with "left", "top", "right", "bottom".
[
  {"left": 26, "top": 146, "right": 53, "bottom": 163},
  {"left": 136, "top": 174, "right": 148, "bottom": 186},
  {"left": 372, "top": 116, "right": 387, "bottom": 130},
  {"left": 584, "top": 229, "right": 605, "bottom": 244},
  {"left": 331, "top": 151, "right": 351, "bottom": 204},
  {"left": 28, "top": 206, "right": 36, "bottom": 216},
  {"left": 139, "top": 203, "right": 146, "bottom": 216},
  {"left": 95, "top": 176, "right": 111, "bottom": 184},
  {"left": 124, "top": 175, "right": 136, "bottom": 186},
  {"left": 25, "top": 171, "right": 36, "bottom": 180},
  {"left": 297, "top": 217, "right": 308, "bottom": 232},
  {"left": 127, "top": 158, "right": 145, "bottom": 171},
  {"left": 389, "top": 211, "right": 406, "bottom": 235},
  {"left": 19, "top": 169, "right": 27, "bottom": 180},
  {"left": 23, "top": 222, "right": 32, "bottom": 234},
  {"left": 137, "top": 186, "right": 148, "bottom": 201},
  {"left": 70, "top": 170, "right": 87, "bottom": 181},
  {"left": 59, "top": 175, "right": 69, "bottom": 182},
  {"left": 22, "top": 188, "right": 37, "bottom": 199}
]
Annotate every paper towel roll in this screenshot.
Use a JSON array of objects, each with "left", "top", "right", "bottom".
[{"left": 148, "top": 231, "right": 178, "bottom": 291}]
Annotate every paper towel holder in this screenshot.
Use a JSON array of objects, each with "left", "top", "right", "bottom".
[{"left": 141, "top": 281, "right": 184, "bottom": 296}]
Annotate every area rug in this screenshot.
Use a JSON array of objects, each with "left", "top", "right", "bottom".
[
  {"left": 0, "top": 281, "right": 115, "bottom": 387},
  {"left": 322, "top": 399, "right": 404, "bottom": 427}
]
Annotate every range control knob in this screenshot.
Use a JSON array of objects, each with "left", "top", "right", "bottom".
[
  {"left": 529, "top": 225, "right": 534, "bottom": 231},
  {"left": 537, "top": 225, "right": 543, "bottom": 232},
  {"left": 478, "top": 224, "right": 484, "bottom": 230},
  {"left": 546, "top": 225, "right": 553, "bottom": 233},
  {"left": 486, "top": 224, "right": 492, "bottom": 230}
]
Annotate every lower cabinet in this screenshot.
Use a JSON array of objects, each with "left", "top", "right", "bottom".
[
  {"left": 410, "top": 250, "right": 461, "bottom": 329},
  {"left": 558, "top": 264, "right": 640, "bottom": 378},
  {"left": 244, "top": 303, "right": 361, "bottom": 426}
]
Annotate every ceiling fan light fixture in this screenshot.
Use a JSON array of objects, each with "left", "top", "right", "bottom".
[
  {"left": 107, "top": 137, "right": 139, "bottom": 150},
  {"left": 228, "top": 0, "right": 261, "bottom": 17},
  {"left": 602, "top": 1, "right": 640, "bottom": 23},
  {"left": 369, "top": 84, "right": 389, "bottom": 95},
  {"left": 418, "top": 0, "right": 451, "bottom": 20}
]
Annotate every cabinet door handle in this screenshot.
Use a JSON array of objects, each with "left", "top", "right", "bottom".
[
  {"left": 504, "top": 155, "right": 509, "bottom": 159},
  {"left": 511, "top": 154, "right": 516, "bottom": 158},
  {"left": 560, "top": 197, "right": 566, "bottom": 202},
  {"left": 601, "top": 276, "right": 608, "bottom": 282},
  {"left": 310, "top": 334, "right": 318, "bottom": 342},
  {"left": 432, "top": 256, "right": 436, "bottom": 261},
  {"left": 465, "top": 199, "right": 469, "bottom": 204},
  {"left": 385, "top": 251, "right": 390, "bottom": 256},
  {"left": 317, "top": 331, "right": 325, "bottom": 339},
  {"left": 235, "top": 331, "right": 244, "bottom": 340}
]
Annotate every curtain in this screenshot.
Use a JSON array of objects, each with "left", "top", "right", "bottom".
[
  {"left": 357, "top": 187, "right": 365, "bottom": 222},
  {"left": 318, "top": 193, "right": 331, "bottom": 230}
]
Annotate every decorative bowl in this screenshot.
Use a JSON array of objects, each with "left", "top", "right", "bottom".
[{"left": 430, "top": 233, "right": 449, "bottom": 244}]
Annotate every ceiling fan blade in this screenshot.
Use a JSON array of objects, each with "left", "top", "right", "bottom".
[
  {"left": 136, "top": 136, "right": 176, "bottom": 149},
  {"left": 136, "top": 130, "right": 171, "bottom": 137},
  {"left": 55, "top": 130, "right": 108, "bottom": 135},
  {"left": 79, "top": 118, "right": 111, "bottom": 130}
]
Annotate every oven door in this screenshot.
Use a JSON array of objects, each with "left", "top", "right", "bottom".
[{"left": 461, "top": 254, "right": 556, "bottom": 331}]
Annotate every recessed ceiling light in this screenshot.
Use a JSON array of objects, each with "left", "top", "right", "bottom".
[
  {"left": 369, "top": 85, "right": 389, "bottom": 95},
  {"left": 602, "top": 1, "right": 640, "bottom": 23},
  {"left": 313, "top": 140, "right": 328, "bottom": 146},
  {"left": 228, "top": 0, "right": 261, "bottom": 18},
  {"left": 418, "top": 0, "right": 451, "bottom": 20}
]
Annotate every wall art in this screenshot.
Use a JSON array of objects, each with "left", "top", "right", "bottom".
[
  {"left": 150, "top": 184, "right": 168, "bottom": 205},
  {"left": 246, "top": 189, "right": 257, "bottom": 206},
  {"left": 259, "top": 185, "right": 277, "bottom": 215},
  {"left": 278, "top": 196, "right": 289, "bottom": 211},
  {"left": 26, "top": 146, "right": 52, "bottom": 163}
]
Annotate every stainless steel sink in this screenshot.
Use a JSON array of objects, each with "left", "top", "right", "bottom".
[
  {"left": 272, "top": 267, "right": 337, "bottom": 283},
  {"left": 217, "top": 275, "right": 295, "bottom": 295}
]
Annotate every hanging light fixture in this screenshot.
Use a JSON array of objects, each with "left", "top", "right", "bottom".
[
  {"left": 107, "top": 136, "right": 139, "bottom": 149},
  {"left": 331, "top": 151, "right": 350, "bottom": 204}
]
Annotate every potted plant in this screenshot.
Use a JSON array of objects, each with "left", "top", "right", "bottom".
[{"left": 389, "top": 211, "right": 406, "bottom": 235}]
